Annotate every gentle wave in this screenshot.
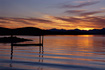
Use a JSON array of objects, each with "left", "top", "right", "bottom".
[{"left": 0, "top": 35, "right": 105, "bottom": 70}]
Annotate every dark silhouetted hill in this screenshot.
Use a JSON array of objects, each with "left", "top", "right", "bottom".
[
  {"left": 0, "top": 27, "right": 11, "bottom": 35},
  {"left": 47, "top": 28, "right": 105, "bottom": 35},
  {"left": 0, "top": 27, "right": 43, "bottom": 35},
  {"left": 13, "top": 27, "right": 43, "bottom": 35},
  {"left": 0, "top": 27, "right": 105, "bottom": 35}
]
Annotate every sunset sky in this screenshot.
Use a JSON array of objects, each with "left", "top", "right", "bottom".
[{"left": 0, "top": 0, "right": 105, "bottom": 30}]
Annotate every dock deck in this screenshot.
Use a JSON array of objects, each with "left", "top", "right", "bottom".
[{"left": 13, "top": 44, "right": 43, "bottom": 46}]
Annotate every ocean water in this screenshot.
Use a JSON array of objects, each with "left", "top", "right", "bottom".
[{"left": 0, "top": 35, "right": 105, "bottom": 70}]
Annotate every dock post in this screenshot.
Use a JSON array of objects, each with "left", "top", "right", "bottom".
[
  {"left": 10, "top": 38, "right": 14, "bottom": 60},
  {"left": 42, "top": 35, "right": 44, "bottom": 52},
  {"left": 42, "top": 35, "right": 44, "bottom": 45},
  {"left": 10, "top": 34, "right": 13, "bottom": 60},
  {"left": 39, "top": 35, "right": 41, "bottom": 44},
  {"left": 39, "top": 35, "right": 42, "bottom": 52},
  {"left": 11, "top": 34, "right": 13, "bottom": 38}
]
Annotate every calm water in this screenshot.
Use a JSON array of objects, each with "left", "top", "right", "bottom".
[{"left": 0, "top": 35, "right": 105, "bottom": 70}]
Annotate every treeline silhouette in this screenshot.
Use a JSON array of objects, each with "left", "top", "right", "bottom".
[{"left": 0, "top": 27, "right": 105, "bottom": 35}]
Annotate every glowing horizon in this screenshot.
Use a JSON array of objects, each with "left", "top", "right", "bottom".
[{"left": 0, "top": 0, "right": 105, "bottom": 30}]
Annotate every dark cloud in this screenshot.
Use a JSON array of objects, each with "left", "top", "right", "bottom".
[
  {"left": 11, "top": 19, "right": 35, "bottom": 25},
  {"left": 60, "top": 1, "right": 100, "bottom": 8},
  {"left": 0, "top": 17, "right": 10, "bottom": 20},
  {"left": 0, "top": 21, "right": 8, "bottom": 23},
  {"left": 64, "top": 10, "right": 105, "bottom": 16},
  {"left": 0, "top": 17, "right": 35, "bottom": 25},
  {"left": 53, "top": 16, "right": 83, "bottom": 23},
  {"left": 79, "top": 10, "right": 105, "bottom": 16},
  {"left": 10, "top": 18, "right": 53, "bottom": 24},
  {"left": 85, "top": 16, "right": 105, "bottom": 26},
  {"left": 64, "top": 10, "right": 86, "bottom": 14},
  {"left": 0, "top": 17, "right": 53, "bottom": 25},
  {"left": 51, "top": 15, "right": 105, "bottom": 28},
  {"left": 25, "top": 18, "right": 53, "bottom": 23}
]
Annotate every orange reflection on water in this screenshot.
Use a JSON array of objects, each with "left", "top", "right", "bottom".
[
  {"left": 44, "top": 35, "right": 105, "bottom": 60},
  {"left": 0, "top": 35, "right": 105, "bottom": 70},
  {"left": 45, "top": 35, "right": 95, "bottom": 50}
]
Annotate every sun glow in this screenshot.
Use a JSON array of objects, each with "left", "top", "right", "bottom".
[{"left": 79, "top": 28, "right": 94, "bottom": 31}]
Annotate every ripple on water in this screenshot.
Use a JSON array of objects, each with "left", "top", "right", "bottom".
[{"left": 0, "top": 35, "right": 105, "bottom": 70}]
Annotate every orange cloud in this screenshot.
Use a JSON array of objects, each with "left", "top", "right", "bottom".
[
  {"left": 0, "top": 15, "right": 105, "bottom": 30},
  {"left": 46, "top": 16, "right": 105, "bottom": 30}
]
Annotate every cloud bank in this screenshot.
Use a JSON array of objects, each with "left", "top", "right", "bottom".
[
  {"left": 60, "top": 1, "right": 100, "bottom": 8},
  {"left": 0, "top": 15, "right": 105, "bottom": 30}
]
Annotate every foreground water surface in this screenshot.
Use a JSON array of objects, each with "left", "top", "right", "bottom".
[{"left": 0, "top": 35, "right": 105, "bottom": 70}]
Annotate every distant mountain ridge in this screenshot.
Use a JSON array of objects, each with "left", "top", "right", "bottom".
[
  {"left": 0, "top": 27, "right": 105, "bottom": 35},
  {"left": 0, "top": 27, "right": 43, "bottom": 35}
]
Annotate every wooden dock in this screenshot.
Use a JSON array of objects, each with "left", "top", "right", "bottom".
[
  {"left": 10, "top": 35, "right": 44, "bottom": 47},
  {"left": 13, "top": 44, "right": 43, "bottom": 46}
]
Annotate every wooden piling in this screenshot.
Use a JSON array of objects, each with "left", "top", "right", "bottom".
[{"left": 39, "top": 35, "right": 41, "bottom": 44}]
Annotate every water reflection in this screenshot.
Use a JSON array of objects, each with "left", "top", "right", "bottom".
[
  {"left": 39, "top": 48, "right": 44, "bottom": 63},
  {"left": 45, "top": 35, "right": 105, "bottom": 51},
  {"left": 38, "top": 48, "right": 44, "bottom": 70},
  {"left": 10, "top": 42, "right": 13, "bottom": 60},
  {"left": 9, "top": 41, "right": 44, "bottom": 69},
  {"left": 0, "top": 35, "right": 105, "bottom": 70},
  {"left": 44, "top": 35, "right": 105, "bottom": 60},
  {"left": 10, "top": 44, "right": 13, "bottom": 67}
]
